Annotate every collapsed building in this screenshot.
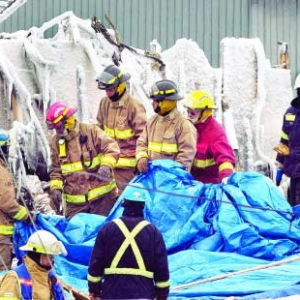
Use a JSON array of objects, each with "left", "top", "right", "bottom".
[{"left": 0, "top": 11, "right": 292, "bottom": 192}]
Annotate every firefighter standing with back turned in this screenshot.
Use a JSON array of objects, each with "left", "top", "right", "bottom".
[
  {"left": 136, "top": 79, "right": 197, "bottom": 173},
  {"left": 46, "top": 101, "right": 120, "bottom": 219},
  {"left": 96, "top": 65, "right": 147, "bottom": 196},
  {"left": 87, "top": 184, "right": 170, "bottom": 300}
]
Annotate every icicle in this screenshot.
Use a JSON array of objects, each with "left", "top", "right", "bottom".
[{"left": 76, "top": 65, "right": 90, "bottom": 123}]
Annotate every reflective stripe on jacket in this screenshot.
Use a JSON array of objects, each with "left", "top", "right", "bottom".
[
  {"left": 97, "top": 92, "right": 146, "bottom": 168},
  {"left": 0, "top": 159, "right": 28, "bottom": 236},
  {"left": 136, "top": 107, "right": 196, "bottom": 172},
  {"left": 276, "top": 102, "right": 300, "bottom": 178},
  {"left": 49, "top": 122, "right": 120, "bottom": 199},
  {"left": 104, "top": 219, "right": 153, "bottom": 278},
  {"left": 88, "top": 216, "right": 170, "bottom": 299}
]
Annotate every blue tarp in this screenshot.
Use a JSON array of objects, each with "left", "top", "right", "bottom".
[{"left": 14, "top": 159, "right": 300, "bottom": 299}]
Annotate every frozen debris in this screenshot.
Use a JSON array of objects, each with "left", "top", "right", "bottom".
[{"left": 24, "top": 175, "right": 55, "bottom": 215}]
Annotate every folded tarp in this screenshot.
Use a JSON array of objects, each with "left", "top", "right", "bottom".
[{"left": 14, "top": 159, "right": 300, "bottom": 299}]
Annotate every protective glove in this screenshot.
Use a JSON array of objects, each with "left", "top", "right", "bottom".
[
  {"left": 98, "top": 165, "right": 111, "bottom": 182},
  {"left": 276, "top": 167, "right": 283, "bottom": 186},
  {"left": 50, "top": 189, "right": 62, "bottom": 213},
  {"left": 25, "top": 211, "right": 38, "bottom": 225},
  {"left": 274, "top": 143, "right": 290, "bottom": 155},
  {"left": 88, "top": 281, "right": 102, "bottom": 300},
  {"left": 137, "top": 157, "right": 149, "bottom": 173},
  {"left": 221, "top": 177, "right": 229, "bottom": 184}
]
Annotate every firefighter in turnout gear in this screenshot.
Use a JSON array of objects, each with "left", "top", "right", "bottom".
[
  {"left": 46, "top": 102, "right": 120, "bottom": 219},
  {"left": 184, "top": 90, "right": 235, "bottom": 183},
  {"left": 0, "top": 230, "right": 67, "bottom": 299},
  {"left": 136, "top": 79, "right": 196, "bottom": 173},
  {"left": 96, "top": 65, "right": 147, "bottom": 196},
  {"left": 87, "top": 184, "right": 170, "bottom": 300},
  {"left": 274, "top": 74, "right": 300, "bottom": 206},
  {"left": 0, "top": 128, "right": 30, "bottom": 271}
]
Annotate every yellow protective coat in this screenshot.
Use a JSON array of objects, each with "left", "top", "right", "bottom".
[
  {"left": 136, "top": 107, "right": 197, "bottom": 172},
  {"left": 49, "top": 122, "right": 120, "bottom": 216},
  {"left": 97, "top": 92, "right": 146, "bottom": 193},
  {"left": 0, "top": 256, "right": 57, "bottom": 299},
  {"left": 0, "top": 159, "right": 28, "bottom": 269}
]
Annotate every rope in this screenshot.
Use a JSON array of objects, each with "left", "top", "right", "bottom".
[{"left": 171, "top": 254, "right": 300, "bottom": 290}]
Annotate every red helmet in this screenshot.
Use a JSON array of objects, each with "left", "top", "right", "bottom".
[{"left": 46, "top": 102, "right": 77, "bottom": 129}]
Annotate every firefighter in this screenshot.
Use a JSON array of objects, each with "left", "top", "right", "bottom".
[
  {"left": 0, "top": 128, "right": 30, "bottom": 271},
  {"left": 87, "top": 184, "right": 170, "bottom": 300},
  {"left": 136, "top": 79, "right": 196, "bottom": 173},
  {"left": 274, "top": 74, "right": 300, "bottom": 206},
  {"left": 0, "top": 230, "right": 66, "bottom": 299},
  {"left": 46, "top": 101, "right": 120, "bottom": 219},
  {"left": 183, "top": 90, "right": 235, "bottom": 183},
  {"left": 96, "top": 65, "right": 147, "bottom": 196}
]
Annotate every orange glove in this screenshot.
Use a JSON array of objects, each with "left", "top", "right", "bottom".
[
  {"left": 274, "top": 143, "right": 290, "bottom": 155},
  {"left": 137, "top": 157, "right": 149, "bottom": 173}
]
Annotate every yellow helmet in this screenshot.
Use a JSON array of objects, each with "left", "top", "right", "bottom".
[{"left": 184, "top": 90, "right": 217, "bottom": 110}]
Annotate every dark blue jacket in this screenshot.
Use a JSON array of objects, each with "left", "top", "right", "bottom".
[
  {"left": 88, "top": 215, "right": 170, "bottom": 299},
  {"left": 276, "top": 97, "right": 300, "bottom": 178}
]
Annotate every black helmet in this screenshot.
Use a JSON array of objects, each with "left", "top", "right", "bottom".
[
  {"left": 149, "top": 79, "right": 183, "bottom": 101},
  {"left": 97, "top": 65, "right": 131, "bottom": 90}
]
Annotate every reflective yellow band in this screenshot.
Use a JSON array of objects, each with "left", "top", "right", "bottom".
[
  {"left": 53, "top": 108, "right": 69, "bottom": 124},
  {"left": 25, "top": 242, "right": 47, "bottom": 254},
  {"left": 104, "top": 126, "right": 135, "bottom": 140},
  {"left": 104, "top": 267, "right": 154, "bottom": 278},
  {"left": 63, "top": 180, "right": 116, "bottom": 203},
  {"left": 61, "top": 154, "right": 102, "bottom": 174},
  {"left": 153, "top": 88, "right": 176, "bottom": 96},
  {"left": 156, "top": 280, "right": 170, "bottom": 288},
  {"left": 0, "top": 225, "right": 14, "bottom": 235},
  {"left": 88, "top": 180, "right": 116, "bottom": 201},
  {"left": 148, "top": 142, "right": 178, "bottom": 154},
  {"left": 285, "top": 114, "right": 295, "bottom": 122},
  {"left": 87, "top": 274, "right": 101, "bottom": 283},
  {"left": 193, "top": 158, "right": 216, "bottom": 168},
  {"left": 280, "top": 130, "right": 289, "bottom": 141},
  {"left": 58, "top": 139, "right": 67, "bottom": 157},
  {"left": 101, "top": 155, "right": 117, "bottom": 169},
  {"left": 112, "top": 219, "right": 149, "bottom": 270},
  {"left": 50, "top": 180, "right": 63, "bottom": 190},
  {"left": 13, "top": 207, "right": 27, "bottom": 220},
  {"left": 116, "top": 157, "right": 137, "bottom": 168},
  {"left": 108, "top": 71, "right": 123, "bottom": 85},
  {"left": 219, "top": 162, "right": 234, "bottom": 172}
]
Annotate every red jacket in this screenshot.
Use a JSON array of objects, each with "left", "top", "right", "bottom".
[{"left": 191, "top": 116, "right": 235, "bottom": 183}]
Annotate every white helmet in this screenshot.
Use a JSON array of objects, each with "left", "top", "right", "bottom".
[
  {"left": 294, "top": 74, "right": 300, "bottom": 90},
  {"left": 19, "top": 230, "right": 67, "bottom": 256}
]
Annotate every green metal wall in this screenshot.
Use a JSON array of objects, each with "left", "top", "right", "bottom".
[{"left": 0, "top": 0, "right": 298, "bottom": 80}]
